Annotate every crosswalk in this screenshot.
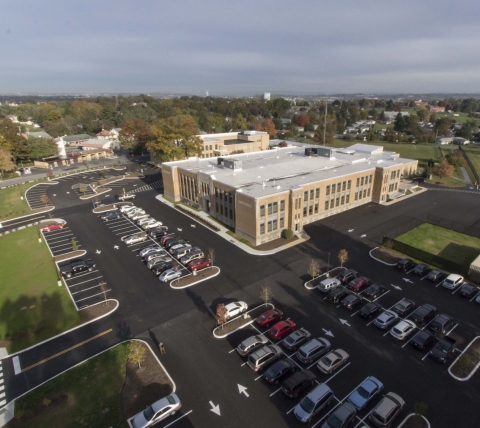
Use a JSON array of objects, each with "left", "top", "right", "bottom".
[
  {"left": 127, "top": 180, "right": 163, "bottom": 194},
  {"left": 0, "top": 360, "right": 5, "bottom": 407}
]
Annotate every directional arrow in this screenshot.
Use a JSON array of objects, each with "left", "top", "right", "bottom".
[
  {"left": 238, "top": 384, "right": 249, "bottom": 397},
  {"left": 339, "top": 319, "right": 351, "bottom": 327},
  {"left": 209, "top": 401, "right": 221, "bottom": 416},
  {"left": 191, "top": 224, "right": 196, "bottom": 228},
  {"left": 177, "top": 228, "right": 182, "bottom": 231},
  {"left": 105, "top": 195, "right": 110, "bottom": 198},
  {"left": 348, "top": 229, "right": 354, "bottom": 232},
  {"left": 96, "top": 250, "right": 101, "bottom": 254},
  {"left": 391, "top": 284, "right": 402, "bottom": 290},
  {"left": 134, "top": 184, "right": 138, "bottom": 187},
  {"left": 322, "top": 328, "right": 334, "bottom": 337},
  {"left": 53, "top": 194, "right": 56, "bottom": 197},
  {"left": 114, "top": 245, "right": 119, "bottom": 250},
  {"left": 402, "top": 278, "right": 413, "bottom": 283},
  {"left": 66, "top": 191, "right": 70, "bottom": 194},
  {"left": 360, "top": 234, "right": 366, "bottom": 238}
]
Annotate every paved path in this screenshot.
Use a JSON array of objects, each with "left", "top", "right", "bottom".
[{"left": 460, "top": 167, "right": 473, "bottom": 184}]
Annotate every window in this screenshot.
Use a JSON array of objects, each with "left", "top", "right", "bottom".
[
  {"left": 280, "top": 200, "right": 285, "bottom": 211},
  {"left": 315, "top": 188, "right": 320, "bottom": 198},
  {"left": 325, "top": 200, "right": 329, "bottom": 210},
  {"left": 342, "top": 181, "right": 346, "bottom": 191},
  {"left": 260, "top": 205, "right": 265, "bottom": 216},
  {"left": 337, "top": 183, "right": 341, "bottom": 192},
  {"left": 356, "top": 178, "right": 360, "bottom": 186},
  {"left": 273, "top": 202, "right": 278, "bottom": 213},
  {"left": 332, "top": 184, "right": 336, "bottom": 194},
  {"left": 280, "top": 217, "right": 285, "bottom": 228},
  {"left": 309, "top": 204, "right": 313, "bottom": 215},
  {"left": 361, "top": 177, "right": 364, "bottom": 186},
  {"left": 355, "top": 191, "right": 358, "bottom": 201},
  {"left": 220, "top": 205, "right": 223, "bottom": 215},
  {"left": 268, "top": 203, "right": 273, "bottom": 215},
  {"left": 326, "top": 185, "right": 330, "bottom": 195},
  {"left": 347, "top": 180, "right": 351, "bottom": 190},
  {"left": 336, "top": 197, "right": 340, "bottom": 207},
  {"left": 314, "top": 202, "right": 318, "bottom": 213},
  {"left": 260, "top": 223, "right": 265, "bottom": 234},
  {"left": 229, "top": 193, "right": 233, "bottom": 203},
  {"left": 330, "top": 199, "right": 334, "bottom": 209},
  {"left": 363, "top": 189, "right": 367, "bottom": 198},
  {"left": 294, "top": 198, "right": 298, "bottom": 210},
  {"left": 369, "top": 175, "right": 372, "bottom": 184},
  {"left": 273, "top": 219, "right": 278, "bottom": 230},
  {"left": 268, "top": 221, "right": 273, "bottom": 232},
  {"left": 341, "top": 196, "right": 345, "bottom": 205},
  {"left": 310, "top": 190, "right": 314, "bottom": 200},
  {"left": 304, "top": 191, "right": 308, "bottom": 201},
  {"left": 230, "top": 209, "right": 233, "bottom": 219},
  {"left": 346, "top": 194, "right": 350, "bottom": 203},
  {"left": 389, "top": 183, "right": 394, "bottom": 192},
  {"left": 368, "top": 187, "right": 371, "bottom": 196},
  {"left": 215, "top": 144, "right": 218, "bottom": 150},
  {"left": 303, "top": 204, "right": 307, "bottom": 216}
]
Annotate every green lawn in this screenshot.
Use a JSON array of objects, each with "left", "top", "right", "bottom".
[
  {"left": 0, "top": 227, "right": 81, "bottom": 353},
  {"left": 435, "top": 112, "right": 471, "bottom": 124},
  {"left": 8, "top": 343, "right": 129, "bottom": 428},
  {"left": 396, "top": 224, "right": 480, "bottom": 267},
  {"left": 463, "top": 146, "right": 480, "bottom": 181},
  {"left": 0, "top": 181, "right": 46, "bottom": 220}
]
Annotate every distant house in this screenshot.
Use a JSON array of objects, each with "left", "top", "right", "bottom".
[
  {"left": 6, "top": 114, "right": 18, "bottom": 123},
  {"left": 415, "top": 100, "right": 429, "bottom": 107},
  {"left": 80, "top": 138, "right": 120, "bottom": 150},
  {"left": 435, "top": 137, "right": 470, "bottom": 145},
  {"left": 19, "top": 120, "right": 33, "bottom": 126},
  {"left": 96, "top": 129, "right": 121, "bottom": 141},
  {"left": 59, "top": 134, "right": 92, "bottom": 146},
  {"left": 429, "top": 106, "right": 445, "bottom": 113},
  {"left": 26, "top": 131, "right": 52, "bottom": 139}
]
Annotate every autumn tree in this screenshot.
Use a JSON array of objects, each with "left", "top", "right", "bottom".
[
  {"left": 0, "top": 146, "right": 15, "bottom": 178},
  {"left": 119, "top": 118, "right": 151, "bottom": 153},
  {"left": 0, "top": 118, "right": 29, "bottom": 164},
  {"left": 308, "top": 259, "right": 320, "bottom": 279},
  {"left": 208, "top": 248, "right": 215, "bottom": 266},
  {"left": 297, "top": 114, "right": 310, "bottom": 127},
  {"left": 313, "top": 114, "right": 337, "bottom": 145},
  {"left": 216, "top": 303, "right": 228, "bottom": 329},
  {"left": 260, "top": 285, "right": 273, "bottom": 305},
  {"left": 40, "top": 194, "right": 50, "bottom": 207},
  {"left": 338, "top": 249, "right": 349, "bottom": 267},
  {"left": 255, "top": 119, "right": 276, "bottom": 138},
  {"left": 433, "top": 159, "right": 454, "bottom": 182},
  {"left": 71, "top": 238, "right": 78, "bottom": 252},
  {"left": 99, "top": 280, "right": 108, "bottom": 304},
  {"left": 128, "top": 341, "right": 146, "bottom": 368}
]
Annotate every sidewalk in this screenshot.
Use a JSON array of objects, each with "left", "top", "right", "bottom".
[{"left": 156, "top": 195, "right": 309, "bottom": 255}]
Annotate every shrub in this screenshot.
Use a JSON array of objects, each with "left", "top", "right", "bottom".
[{"left": 281, "top": 229, "right": 294, "bottom": 240}]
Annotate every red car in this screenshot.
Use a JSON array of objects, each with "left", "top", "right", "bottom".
[
  {"left": 42, "top": 223, "right": 65, "bottom": 232},
  {"left": 256, "top": 309, "right": 284, "bottom": 328},
  {"left": 268, "top": 320, "right": 296, "bottom": 340},
  {"left": 347, "top": 276, "right": 371, "bottom": 292},
  {"left": 187, "top": 258, "right": 211, "bottom": 272}
]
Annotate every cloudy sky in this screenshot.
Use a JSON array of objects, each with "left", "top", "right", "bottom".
[{"left": 1, "top": 0, "right": 479, "bottom": 95}]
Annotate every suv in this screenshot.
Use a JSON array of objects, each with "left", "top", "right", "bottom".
[
  {"left": 247, "top": 345, "right": 282, "bottom": 372},
  {"left": 369, "top": 392, "right": 405, "bottom": 427},
  {"left": 429, "top": 314, "right": 454, "bottom": 334},
  {"left": 294, "top": 383, "right": 334, "bottom": 423},
  {"left": 396, "top": 259, "right": 414, "bottom": 272},
  {"left": 297, "top": 338, "right": 331, "bottom": 364},
  {"left": 336, "top": 269, "right": 358, "bottom": 285},
  {"left": 326, "top": 287, "right": 351, "bottom": 304},
  {"left": 174, "top": 245, "right": 198, "bottom": 259},
  {"left": 442, "top": 274, "right": 464, "bottom": 290},
  {"left": 281, "top": 370, "right": 316, "bottom": 398},
  {"left": 59, "top": 259, "right": 95, "bottom": 278},
  {"left": 180, "top": 249, "right": 204, "bottom": 264},
  {"left": 318, "top": 277, "right": 341, "bottom": 293},
  {"left": 391, "top": 298, "right": 415, "bottom": 317},
  {"left": 410, "top": 304, "right": 437, "bottom": 325}
]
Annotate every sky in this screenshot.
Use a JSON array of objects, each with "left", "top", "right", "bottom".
[{"left": 1, "top": 0, "right": 480, "bottom": 95}]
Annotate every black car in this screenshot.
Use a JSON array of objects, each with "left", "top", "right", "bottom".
[
  {"left": 148, "top": 227, "right": 168, "bottom": 238},
  {"left": 358, "top": 302, "right": 382, "bottom": 319},
  {"left": 396, "top": 259, "right": 415, "bottom": 272},
  {"left": 336, "top": 269, "right": 358, "bottom": 285},
  {"left": 363, "top": 283, "right": 385, "bottom": 299},
  {"left": 165, "top": 238, "right": 188, "bottom": 250},
  {"left": 412, "top": 264, "right": 429, "bottom": 276},
  {"left": 281, "top": 370, "right": 316, "bottom": 398},
  {"left": 410, "top": 304, "right": 437, "bottom": 325},
  {"left": 392, "top": 298, "right": 415, "bottom": 317},
  {"left": 426, "top": 269, "right": 444, "bottom": 282},
  {"left": 340, "top": 294, "right": 363, "bottom": 310},
  {"left": 410, "top": 330, "right": 436, "bottom": 351},
  {"left": 263, "top": 359, "right": 297, "bottom": 385},
  {"left": 429, "top": 314, "right": 455, "bottom": 334},
  {"left": 59, "top": 259, "right": 96, "bottom": 278},
  {"left": 101, "top": 211, "right": 120, "bottom": 221},
  {"left": 459, "top": 284, "right": 479, "bottom": 299},
  {"left": 282, "top": 328, "right": 312, "bottom": 351},
  {"left": 326, "top": 287, "right": 351, "bottom": 304},
  {"left": 152, "top": 261, "right": 174, "bottom": 275}
]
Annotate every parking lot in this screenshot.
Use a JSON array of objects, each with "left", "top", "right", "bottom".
[
  {"left": 42, "top": 224, "right": 82, "bottom": 257},
  {"left": 25, "top": 183, "right": 55, "bottom": 209}
]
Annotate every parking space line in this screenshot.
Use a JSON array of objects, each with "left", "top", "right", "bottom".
[
  {"left": 64, "top": 270, "right": 99, "bottom": 280},
  {"left": 421, "top": 273, "right": 429, "bottom": 280},
  {"left": 229, "top": 349, "right": 236, "bottom": 354},
  {"left": 353, "top": 408, "right": 375, "bottom": 428},
  {"left": 109, "top": 222, "right": 133, "bottom": 229},
  {"left": 71, "top": 284, "right": 104, "bottom": 295},
  {"left": 254, "top": 374, "right": 263, "bottom": 381},
  {"left": 351, "top": 309, "right": 361, "bottom": 317},
  {"left": 68, "top": 276, "right": 103, "bottom": 287},
  {"left": 45, "top": 234, "right": 74, "bottom": 242},
  {"left": 270, "top": 386, "right": 282, "bottom": 396},
  {"left": 446, "top": 323, "right": 458, "bottom": 336},
  {"left": 421, "top": 351, "right": 431, "bottom": 361},
  {"left": 406, "top": 267, "right": 415, "bottom": 274},
  {"left": 50, "top": 242, "right": 77, "bottom": 249},
  {"left": 241, "top": 362, "right": 247, "bottom": 367},
  {"left": 435, "top": 280, "right": 444, "bottom": 288},
  {"left": 161, "top": 410, "right": 193, "bottom": 428},
  {"left": 452, "top": 287, "right": 462, "bottom": 295},
  {"left": 324, "top": 362, "right": 350, "bottom": 383},
  {"left": 116, "top": 229, "right": 139, "bottom": 235},
  {"left": 75, "top": 290, "right": 111, "bottom": 302},
  {"left": 470, "top": 291, "right": 480, "bottom": 302},
  {"left": 44, "top": 230, "right": 71, "bottom": 237},
  {"left": 372, "top": 290, "right": 389, "bottom": 302},
  {"left": 286, "top": 402, "right": 298, "bottom": 414},
  {"left": 113, "top": 225, "right": 139, "bottom": 232}
]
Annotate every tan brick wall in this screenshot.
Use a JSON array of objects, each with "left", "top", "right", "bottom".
[{"left": 161, "top": 165, "right": 180, "bottom": 202}]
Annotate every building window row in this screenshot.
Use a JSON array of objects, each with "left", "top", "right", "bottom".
[
  {"left": 325, "top": 193, "right": 351, "bottom": 210},
  {"left": 356, "top": 175, "right": 373, "bottom": 187},
  {"left": 354, "top": 187, "right": 371, "bottom": 201},
  {"left": 260, "top": 200, "right": 285, "bottom": 216},
  {"left": 326, "top": 180, "right": 351, "bottom": 196}
]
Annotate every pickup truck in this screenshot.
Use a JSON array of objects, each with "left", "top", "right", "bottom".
[
  {"left": 59, "top": 259, "right": 96, "bottom": 278},
  {"left": 429, "top": 336, "right": 457, "bottom": 364}
]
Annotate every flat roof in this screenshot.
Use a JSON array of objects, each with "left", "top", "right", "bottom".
[{"left": 166, "top": 144, "right": 416, "bottom": 199}]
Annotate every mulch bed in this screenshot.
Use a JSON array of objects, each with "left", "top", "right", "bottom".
[
  {"left": 171, "top": 266, "right": 219, "bottom": 288},
  {"left": 371, "top": 247, "right": 402, "bottom": 264},
  {"left": 121, "top": 343, "right": 174, "bottom": 420},
  {"left": 400, "top": 416, "right": 428, "bottom": 428},
  {"left": 450, "top": 338, "right": 480, "bottom": 379},
  {"left": 79, "top": 300, "right": 118, "bottom": 323},
  {"left": 213, "top": 304, "right": 273, "bottom": 337},
  {"left": 256, "top": 236, "right": 298, "bottom": 251},
  {"left": 54, "top": 250, "right": 86, "bottom": 263}
]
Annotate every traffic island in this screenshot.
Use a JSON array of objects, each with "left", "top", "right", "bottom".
[
  {"left": 369, "top": 247, "right": 402, "bottom": 266},
  {"left": 304, "top": 267, "right": 345, "bottom": 289},
  {"left": 93, "top": 202, "right": 133, "bottom": 214},
  {"left": 170, "top": 266, "right": 220, "bottom": 289},
  {"left": 213, "top": 303, "right": 274, "bottom": 339},
  {"left": 398, "top": 414, "right": 430, "bottom": 428},
  {"left": 448, "top": 336, "right": 480, "bottom": 381}
]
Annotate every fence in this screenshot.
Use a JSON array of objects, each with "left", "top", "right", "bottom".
[{"left": 459, "top": 145, "right": 480, "bottom": 184}]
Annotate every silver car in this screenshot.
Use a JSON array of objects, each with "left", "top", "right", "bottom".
[
  {"left": 373, "top": 310, "right": 399, "bottom": 330},
  {"left": 122, "top": 234, "right": 147, "bottom": 245},
  {"left": 294, "top": 383, "right": 334, "bottom": 423},
  {"left": 132, "top": 393, "right": 181, "bottom": 428},
  {"left": 237, "top": 335, "right": 269, "bottom": 357}
]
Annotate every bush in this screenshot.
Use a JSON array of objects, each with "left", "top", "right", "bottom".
[{"left": 281, "top": 229, "right": 294, "bottom": 240}]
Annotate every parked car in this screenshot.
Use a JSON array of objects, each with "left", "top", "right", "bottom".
[
  {"left": 152, "top": 261, "right": 174, "bottom": 276},
  {"left": 127, "top": 209, "right": 146, "bottom": 219},
  {"left": 256, "top": 309, "right": 284, "bottom": 328},
  {"left": 42, "top": 223, "right": 65, "bottom": 232},
  {"left": 391, "top": 298, "right": 415, "bottom": 317},
  {"left": 122, "top": 233, "right": 147, "bottom": 245},
  {"left": 410, "top": 304, "right": 437, "bottom": 325},
  {"left": 369, "top": 392, "right": 404, "bottom": 428},
  {"left": 224, "top": 301, "right": 248, "bottom": 320},
  {"left": 336, "top": 269, "right": 358, "bottom": 285},
  {"left": 318, "top": 277, "right": 341, "bottom": 293},
  {"left": 168, "top": 243, "right": 190, "bottom": 254},
  {"left": 297, "top": 338, "right": 331, "bottom": 364},
  {"left": 359, "top": 302, "right": 382, "bottom": 319},
  {"left": 426, "top": 269, "right": 444, "bottom": 282},
  {"left": 187, "top": 258, "right": 211, "bottom": 272},
  {"left": 174, "top": 245, "right": 197, "bottom": 259},
  {"left": 412, "top": 264, "right": 429, "bottom": 276},
  {"left": 390, "top": 320, "right": 416, "bottom": 340},
  {"left": 317, "top": 349, "right": 349, "bottom": 374},
  {"left": 142, "top": 220, "right": 163, "bottom": 230},
  {"left": 459, "top": 284, "right": 479, "bottom": 298},
  {"left": 147, "top": 256, "right": 171, "bottom": 269},
  {"left": 340, "top": 294, "right": 363, "bottom": 310},
  {"left": 363, "top": 283, "right": 385, "bottom": 299},
  {"left": 348, "top": 376, "right": 384, "bottom": 410},
  {"left": 236, "top": 335, "right": 269, "bottom": 357},
  {"left": 263, "top": 359, "right": 297, "bottom": 385},
  {"left": 247, "top": 345, "right": 282, "bottom": 372},
  {"left": 410, "top": 330, "right": 437, "bottom": 351},
  {"left": 180, "top": 249, "right": 204, "bottom": 264},
  {"left": 143, "top": 249, "right": 164, "bottom": 260},
  {"left": 148, "top": 227, "right": 168, "bottom": 237},
  {"left": 131, "top": 393, "right": 181, "bottom": 428},
  {"left": 158, "top": 269, "right": 182, "bottom": 282},
  {"left": 59, "top": 259, "right": 95, "bottom": 278},
  {"left": 119, "top": 205, "right": 137, "bottom": 213},
  {"left": 429, "top": 314, "right": 455, "bottom": 334},
  {"left": 442, "top": 274, "right": 464, "bottom": 290},
  {"left": 160, "top": 234, "right": 177, "bottom": 246},
  {"left": 396, "top": 259, "right": 415, "bottom": 272},
  {"left": 347, "top": 276, "right": 371, "bottom": 292},
  {"left": 282, "top": 328, "right": 312, "bottom": 351},
  {"left": 374, "top": 310, "right": 399, "bottom": 330},
  {"left": 268, "top": 320, "right": 296, "bottom": 340},
  {"left": 321, "top": 402, "right": 357, "bottom": 428},
  {"left": 476, "top": 294, "right": 480, "bottom": 305},
  {"left": 164, "top": 238, "right": 187, "bottom": 250},
  {"left": 171, "top": 244, "right": 193, "bottom": 258},
  {"left": 294, "top": 383, "right": 334, "bottom": 423},
  {"left": 100, "top": 211, "right": 120, "bottom": 221},
  {"left": 281, "top": 369, "right": 316, "bottom": 398},
  {"left": 116, "top": 193, "right": 135, "bottom": 201},
  {"left": 326, "top": 287, "right": 351, "bottom": 304},
  {"left": 429, "top": 336, "right": 457, "bottom": 364}
]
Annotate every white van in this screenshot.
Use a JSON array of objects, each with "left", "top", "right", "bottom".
[{"left": 318, "top": 277, "right": 341, "bottom": 293}]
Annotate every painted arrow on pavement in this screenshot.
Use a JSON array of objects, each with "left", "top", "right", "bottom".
[
  {"left": 177, "top": 228, "right": 182, "bottom": 231},
  {"left": 209, "top": 401, "right": 221, "bottom": 416},
  {"left": 360, "top": 234, "right": 366, "bottom": 238},
  {"left": 191, "top": 224, "right": 196, "bottom": 228},
  {"left": 402, "top": 278, "right": 413, "bottom": 283},
  {"left": 391, "top": 284, "right": 402, "bottom": 290},
  {"left": 114, "top": 245, "right": 119, "bottom": 250},
  {"left": 322, "top": 328, "right": 334, "bottom": 337},
  {"left": 96, "top": 250, "right": 101, "bottom": 254},
  {"left": 348, "top": 229, "right": 354, "bottom": 232},
  {"left": 238, "top": 384, "right": 249, "bottom": 397},
  {"left": 66, "top": 192, "right": 70, "bottom": 194},
  {"left": 339, "top": 319, "right": 351, "bottom": 327}
]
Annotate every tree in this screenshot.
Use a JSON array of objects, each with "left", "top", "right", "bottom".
[
  {"left": 255, "top": 119, "right": 276, "bottom": 138},
  {"left": 393, "top": 113, "right": 405, "bottom": 132},
  {"left": 313, "top": 114, "right": 337, "bottom": 145},
  {"left": 79, "top": 184, "right": 88, "bottom": 194},
  {"left": 27, "top": 137, "right": 58, "bottom": 160},
  {"left": 128, "top": 341, "right": 146, "bottom": 368},
  {"left": 71, "top": 238, "right": 78, "bottom": 252},
  {"left": 208, "top": 248, "right": 215, "bottom": 266},
  {"left": 278, "top": 141, "right": 288, "bottom": 148},
  {"left": 433, "top": 159, "right": 454, "bottom": 182},
  {"left": 297, "top": 114, "right": 310, "bottom": 127},
  {"left": 0, "top": 146, "right": 15, "bottom": 178},
  {"left": 416, "top": 106, "right": 430, "bottom": 121},
  {"left": 259, "top": 285, "right": 273, "bottom": 305},
  {"left": 308, "top": 259, "right": 320, "bottom": 279},
  {"left": 40, "top": 194, "right": 50, "bottom": 207},
  {"left": 0, "top": 118, "right": 29, "bottom": 164},
  {"left": 216, "top": 303, "right": 228, "bottom": 329},
  {"left": 338, "top": 249, "right": 349, "bottom": 267},
  {"left": 434, "top": 117, "right": 452, "bottom": 136},
  {"left": 119, "top": 118, "right": 151, "bottom": 153}
]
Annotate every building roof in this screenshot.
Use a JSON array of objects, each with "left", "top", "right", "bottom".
[
  {"left": 97, "top": 130, "right": 113, "bottom": 136},
  {"left": 166, "top": 144, "right": 416, "bottom": 199},
  {"left": 63, "top": 134, "right": 92, "bottom": 142},
  {"left": 200, "top": 130, "right": 267, "bottom": 143},
  {"left": 81, "top": 139, "right": 110, "bottom": 147},
  {"left": 27, "top": 131, "right": 52, "bottom": 139}
]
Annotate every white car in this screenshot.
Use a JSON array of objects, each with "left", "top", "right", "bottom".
[
  {"left": 122, "top": 233, "right": 147, "bottom": 245},
  {"left": 117, "top": 193, "right": 135, "bottom": 201},
  {"left": 119, "top": 205, "right": 137, "bottom": 213},
  {"left": 159, "top": 269, "right": 182, "bottom": 282},
  {"left": 390, "top": 320, "right": 416, "bottom": 340},
  {"left": 136, "top": 217, "right": 152, "bottom": 226},
  {"left": 139, "top": 246, "right": 160, "bottom": 257},
  {"left": 224, "top": 301, "right": 248, "bottom": 319},
  {"left": 127, "top": 208, "right": 146, "bottom": 218},
  {"left": 142, "top": 220, "right": 163, "bottom": 230},
  {"left": 132, "top": 393, "right": 181, "bottom": 428},
  {"left": 442, "top": 274, "right": 464, "bottom": 290},
  {"left": 169, "top": 243, "right": 189, "bottom": 254},
  {"left": 130, "top": 212, "right": 148, "bottom": 221}
]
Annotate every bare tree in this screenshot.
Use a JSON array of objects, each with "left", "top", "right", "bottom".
[
  {"left": 79, "top": 184, "right": 88, "bottom": 194},
  {"left": 259, "top": 285, "right": 273, "bottom": 306},
  {"left": 71, "top": 238, "right": 78, "bottom": 252},
  {"left": 99, "top": 280, "right": 108, "bottom": 304},
  {"left": 433, "top": 159, "right": 454, "bottom": 182},
  {"left": 308, "top": 259, "right": 320, "bottom": 279},
  {"left": 208, "top": 248, "right": 215, "bottom": 266},
  {"left": 338, "top": 249, "right": 349, "bottom": 267},
  {"left": 40, "top": 194, "right": 50, "bottom": 207},
  {"left": 216, "top": 303, "right": 228, "bottom": 329},
  {"left": 127, "top": 341, "right": 146, "bottom": 368}
]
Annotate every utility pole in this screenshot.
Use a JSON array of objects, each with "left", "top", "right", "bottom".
[{"left": 323, "top": 96, "right": 328, "bottom": 146}]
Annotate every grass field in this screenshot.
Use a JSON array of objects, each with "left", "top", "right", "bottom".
[
  {"left": 8, "top": 343, "right": 129, "bottom": 428},
  {"left": 462, "top": 146, "right": 480, "bottom": 180},
  {"left": 0, "top": 181, "right": 45, "bottom": 220},
  {"left": 435, "top": 112, "right": 471, "bottom": 124},
  {"left": 0, "top": 226, "right": 81, "bottom": 353},
  {"left": 396, "top": 224, "right": 480, "bottom": 267}
]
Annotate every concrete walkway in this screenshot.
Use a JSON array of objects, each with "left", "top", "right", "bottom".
[
  {"left": 156, "top": 195, "right": 310, "bottom": 256},
  {"left": 460, "top": 167, "right": 472, "bottom": 184}
]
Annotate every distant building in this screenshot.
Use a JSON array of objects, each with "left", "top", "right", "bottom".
[
  {"left": 383, "top": 111, "right": 410, "bottom": 121},
  {"left": 6, "top": 115, "right": 18, "bottom": 123},
  {"left": 415, "top": 100, "right": 429, "bottom": 107},
  {"left": 80, "top": 138, "right": 120, "bottom": 150},
  {"left": 429, "top": 106, "right": 446, "bottom": 113},
  {"left": 96, "top": 128, "right": 121, "bottom": 141},
  {"left": 435, "top": 137, "right": 470, "bottom": 145},
  {"left": 59, "top": 134, "right": 92, "bottom": 146},
  {"left": 263, "top": 93, "right": 271, "bottom": 101},
  {"left": 195, "top": 131, "right": 270, "bottom": 158}
]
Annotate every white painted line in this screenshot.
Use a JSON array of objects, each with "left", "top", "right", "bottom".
[
  {"left": 115, "top": 228, "right": 139, "bottom": 235},
  {"left": 50, "top": 242, "right": 76, "bottom": 249},
  {"left": 229, "top": 349, "right": 236, "bottom": 354},
  {"left": 372, "top": 290, "right": 390, "bottom": 302},
  {"left": 45, "top": 234, "right": 74, "bottom": 242},
  {"left": 286, "top": 403, "right": 297, "bottom": 414},
  {"left": 324, "top": 362, "right": 351, "bottom": 383},
  {"left": 64, "top": 270, "right": 99, "bottom": 280},
  {"left": 446, "top": 323, "right": 458, "bottom": 336},
  {"left": 12, "top": 356, "right": 21, "bottom": 375},
  {"left": 435, "top": 280, "right": 444, "bottom": 288},
  {"left": 162, "top": 410, "right": 193, "bottom": 428},
  {"left": 270, "top": 386, "right": 282, "bottom": 396},
  {"left": 75, "top": 289, "right": 111, "bottom": 302},
  {"left": 254, "top": 374, "right": 263, "bottom": 381},
  {"left": 452, "top": 287, "right": 462, "bottom": 295},
  {"left": 241, "top": 362, "right": 247, "bottom": 367},
  {"left": 71, "top": 284, "right": 104, "bottom": 295},
  {"left": 351, "top": 309, "right": 360, "bottom": 317},
  {"left": 352, "top": 407, "right": 376, "bottom": 428},
  {"left": 68, "top": 276, "right": 103, "bottom": 287},
  {"left": 421, "top": 273, "right": 429, "bottom": 280},
  {"left": 422, "top": 352, "right": 430, "bottom": 361}
]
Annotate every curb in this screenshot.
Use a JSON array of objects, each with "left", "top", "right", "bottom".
[
  {"left": 213, "top": 304, "right": 274, "bottom": 339},
  {"left": 54, "top": 250, "right": 87, "bottom": 263},
  {"left": 0, "top": 206, "right": 55, "bottom": 226},
  {"left": 93, "top": 202, "right": 134, "bottom": 214},
  {"left": 369, "top": 247, "right": 397, "bottom": 266},
  {"left": 448, "top": 336, "right": 480, "bottom": 381},
  {"left": 79, "top": 187, "right": 112, "bottom": 200},
  {"left": 170, "top": 267, "right": 220, "bottom": 289},
  {"left": 381, "top": 186, "right": 428, "bottom": 206},
  {"left": 24, "top": 181, "right": 58, "bottom": 210},
  {"left": 397, "top": 414, "right": 431, "bottom": 428}
]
